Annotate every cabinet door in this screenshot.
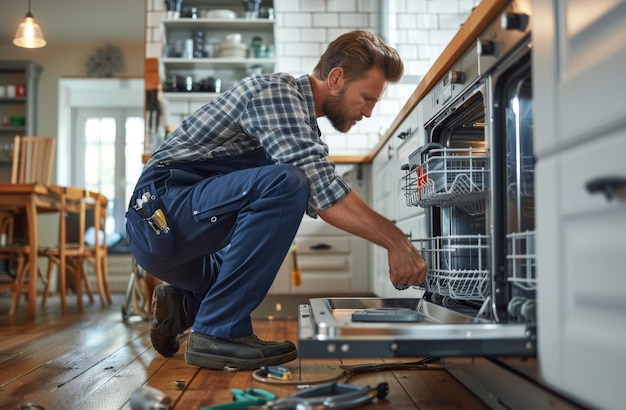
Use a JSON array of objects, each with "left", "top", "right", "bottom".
[
  {"left": 534, "top": 0, "right": 626, "bottom": 155},
  {"left": 536, "top": 130, "right": 626, "bottom": 410}
]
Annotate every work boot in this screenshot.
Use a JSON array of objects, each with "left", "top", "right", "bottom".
[
  {"left": 150, "top": 284, "right": 190, "bottom": 357},
  {"left": 184, "top": 332, "right": 297, "bottom": 370}
]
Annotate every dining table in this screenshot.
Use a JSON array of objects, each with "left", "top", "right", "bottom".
[{"left": 0, "top": 183, "right": 62, "bottom": 318}]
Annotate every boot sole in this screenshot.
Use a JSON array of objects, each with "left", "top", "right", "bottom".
[
  {"left": 184, "top": 350, "right": 297, "bottom": 370},
  {"left": 150, "top": 285, "right": 180, "bottom": 357}
]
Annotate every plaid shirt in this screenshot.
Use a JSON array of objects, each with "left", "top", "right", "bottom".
[{"left": 145, "top": 73, "right": 351, "bottom": 217}]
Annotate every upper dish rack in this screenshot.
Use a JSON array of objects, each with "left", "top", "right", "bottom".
[{"left": 404, "top": 143, "right": 489, "bottom": 215}]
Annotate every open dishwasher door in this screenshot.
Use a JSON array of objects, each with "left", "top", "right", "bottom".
[{"left": 298, "top": 297, "right": 535, "bottom": 358}]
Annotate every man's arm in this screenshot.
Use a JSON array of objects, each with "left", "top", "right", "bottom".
[{"left": 317, "top": 190, "right": 427, "bottom": 287}]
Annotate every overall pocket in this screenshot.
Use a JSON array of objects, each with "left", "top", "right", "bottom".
[
  {"left": 126, "top": 195, "right": 175, "bottom": 257},
  {"left": 190, "top": 168, "right": 257, "bottom": 224}
]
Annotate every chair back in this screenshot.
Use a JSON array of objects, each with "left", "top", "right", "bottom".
[{"left": 11, "top": 136, "right": 56, "bottom": 185}]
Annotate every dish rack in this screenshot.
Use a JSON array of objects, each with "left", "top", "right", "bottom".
[
  {"left": 416, "top": 235, "right": 490, "bottom": 304},
  {"left": 404, "top": 144, "right": 489, "bottom": 215},
  {"left": 506, "top": 230, "right": 537, "bottom": 291}
]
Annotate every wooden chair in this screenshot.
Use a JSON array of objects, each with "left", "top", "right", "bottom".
[
  {"left": 77, "top": 191, "right": 112, "bottom": 307},
  {"left": 40, "top": 186, "right": 95, "bottom": 314},
  {"left": 0, "top": 212, "right": 32, "bottom": 315},
  {"left": 0, "top": 136, "right": 57, "bottom": 314},
  {"left": 11, "top": 136, "right": 56, "bottom": 185}
]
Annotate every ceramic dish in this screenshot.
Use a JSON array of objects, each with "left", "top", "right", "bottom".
[{"left": 204, "top": 9, "right": 237, "bottom": 19}]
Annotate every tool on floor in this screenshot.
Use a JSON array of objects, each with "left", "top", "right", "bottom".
[
  {"left": 290, "top": 244, "right": 301, "bottom": 287},
  {"left": 130, "top": 385, "right": 172, "bottom": 410},
  {"left": 203, "top": 382, "right": 388, "bottom": 409},
  {"left": 266, "top": 381, "right": 388, "bottom": 409},
  {"left": 258, "top": 365, "right": 292, "bottom": 380},
  {"left": 202, "top": 387, "right": 277, "bottom": 409}
]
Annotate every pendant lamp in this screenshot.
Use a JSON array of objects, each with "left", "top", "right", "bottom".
[{"left": 13, "top": 0, "right": 47, "bottom": 48}]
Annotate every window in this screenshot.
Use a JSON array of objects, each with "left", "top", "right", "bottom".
[{"left": 74, "top": 108, "right": 144, "bottom": 234}]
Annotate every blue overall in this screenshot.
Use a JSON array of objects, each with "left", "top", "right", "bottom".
[{"left": 126, "top": 149, "right": 309, "bottom": 338}]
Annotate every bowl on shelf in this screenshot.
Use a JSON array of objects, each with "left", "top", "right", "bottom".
[
  {"left": 203, "top": 9, "right": 237, "bottom": 19},
  {"left": 216, "top": 42, "right": 248, "bottom": 58}
]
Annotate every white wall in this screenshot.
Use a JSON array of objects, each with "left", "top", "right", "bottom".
[{"left": 144, "top": 0, "right": 477, "bottom": 155}]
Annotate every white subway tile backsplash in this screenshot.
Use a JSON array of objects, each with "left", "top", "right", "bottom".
[
  {"left": 397, "top": 13, "right": 417, "bottom": 29},
  {"left": 396, "top": 44, "right": 418, "bottom": 61},
  {"left": 416, "top": 13, "right": 439, "bottom": 30},
  {"left": 406, "top": 0, "right": 428, "bottom": 13},
  {"left": 274, "top": 0, "right": 300, "bottom": 13},
  {"left": 301, "top": 0, "right": 328, "bottom": 13},
  {"left": 326, "top": 0, "right": 358, "bottom": 13},
  {"left": 439, "top": 13, "right": 467, "bottom": 29},
  {"left": 339, "top": 13, "right": 370, "bottom": 28},
  {"left": 427, "top": 0, "right": 460, "bottom": 14},
  {"left": 429, "top": 29, "right": 459, "bottom": 45},
  {"left": 283, "top": 42, "right": 320, "bottom": 57},
  {"left": 357, "top": 0, "right": 378, "bottom": 13},
  {"left": 327, "top": 28, "right": 354, "bottom": 42},
  {"left": 406, "top": 29, "right": 429, "bottom": 45},
  {"left": 145, "top": 42, "right": 162, "bottom": 59},
  {"left": 281, "top": 13, "right": 313, "bottom": 28},
  {"left": 275, "top": 28, "right": 302, "bottom": 42},
  {"left": 313, "top": 13, "right": 340, "bottom": 28},
  {"left": 146, "top": 11, "right": 165, "bottom": 28},
  {"left": 300, "top": 28, "right": 327, "bottom": 42}
]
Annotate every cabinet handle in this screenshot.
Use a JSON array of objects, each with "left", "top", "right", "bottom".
[
  {"left": 397, "top": 128, "right": 411, "bottom": 140},
  {"left": 585, "top": 176, "right": 626, "bottom": 201},
  {"left": 309, "top": 243, "right": 332, "bottom": 251}
]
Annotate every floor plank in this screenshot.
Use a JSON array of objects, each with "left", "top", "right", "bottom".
[{"left": 0, "top": 293, "right": 487, "bottom": 409}]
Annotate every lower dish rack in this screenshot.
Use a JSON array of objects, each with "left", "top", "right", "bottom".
[
  {"left": 416, "top": 235, "right": 490, "bottom": 307},
  {"left": 506, "top": 230, "right": 536, "bottom": 291},
  {"left": 404, "top": 145, "right": 489, "bottom": 215}
]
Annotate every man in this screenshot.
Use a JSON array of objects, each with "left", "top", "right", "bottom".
[{"left": 126, "top": 29, "right": 427, "bottom": 370}]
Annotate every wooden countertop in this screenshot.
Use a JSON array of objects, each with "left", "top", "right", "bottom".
[{"left": 336, "top": 0, "right": 509, "bottom": 165}]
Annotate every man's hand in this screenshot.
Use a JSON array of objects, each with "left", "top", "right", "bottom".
[
  {"left": 318, "top": 191, "right": 428, "bottom": 289},
  {"left": 387, "top": 238, "right": 427, "bottom": 289}
]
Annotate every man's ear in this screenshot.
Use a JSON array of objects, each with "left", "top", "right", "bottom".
[{"left": 327, "top": 67, "right": 345, "bottom": 95}]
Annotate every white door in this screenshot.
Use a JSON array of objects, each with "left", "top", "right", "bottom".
[{"left": 72, "top": 108, "right": 144, "bottom": 234}]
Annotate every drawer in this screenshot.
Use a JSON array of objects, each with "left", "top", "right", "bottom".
[
  {"left": 295, "top": 236, "right": 350, "bottom": 255},
  {"left": 559, "top": 128, "right": 626, "bottom": 216}
]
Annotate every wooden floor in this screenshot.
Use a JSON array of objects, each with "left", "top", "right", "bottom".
[{"left": 0, "top": 293, "right": 488, "bottom": 409}]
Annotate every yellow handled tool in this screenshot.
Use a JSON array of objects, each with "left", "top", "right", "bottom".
[{"left": 290, "top": 244, "right": 301, "bottom": 287}]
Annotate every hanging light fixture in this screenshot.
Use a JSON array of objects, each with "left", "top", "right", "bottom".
[{"left": 13, "top": 0, "right": 47, "bottom": 48}]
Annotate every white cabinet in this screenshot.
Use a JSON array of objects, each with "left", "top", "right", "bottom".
[
  {"left": 158, "top": 2, "right": 276, "bottom": 127},
  {"left": 268, "top": 164, "right": 370, "bottom": 295},
  {"left": 369, "top": 105, "right": 427, "bottom": 297},
  {"left": 533, "top": 1, "right": 626, "bottom": 409},
  {"left": 533, "top": 0, "right": 626, "bottom": 157}
]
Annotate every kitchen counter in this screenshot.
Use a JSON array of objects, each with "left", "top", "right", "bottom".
[{"left": 332, "top": 0, "right": 508, "bottom": 165}]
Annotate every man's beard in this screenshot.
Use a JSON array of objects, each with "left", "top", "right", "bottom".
[{"left": 323, "top": 90, "right": 356, "bottom": 133}]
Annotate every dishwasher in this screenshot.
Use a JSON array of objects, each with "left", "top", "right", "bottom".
[{"left": 296, "top": 0, "right": 581, "bottom": 407}]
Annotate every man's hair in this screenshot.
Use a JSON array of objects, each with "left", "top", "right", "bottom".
[{"left": 313, "top": 29, "right": 404, "bottom": 84}]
